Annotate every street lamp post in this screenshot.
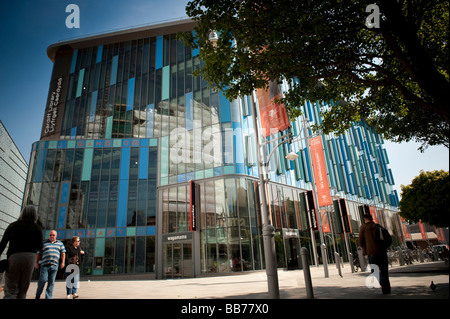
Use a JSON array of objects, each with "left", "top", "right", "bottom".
[
  {"left": 207, "top": 31, "right": 297, "bottom": 299},
  {"left": 249, "top": 92, "right": 280, "bottom": 299},
  {"left": 249, "top": 92, "right": 300, "bottom": 298},
  {"left": 301, "top": 115, "right": 329, "bottom": 278}
]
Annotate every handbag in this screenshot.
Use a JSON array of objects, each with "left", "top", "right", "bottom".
[{"left": 0, "top": 259, "right": 8, "bottom": 272}]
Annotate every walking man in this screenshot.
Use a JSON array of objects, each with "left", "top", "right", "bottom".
[
  {"left": 359, "top": 214, "right": 391, "bottom": 294},
  {"left": 35, "top": 230, "right": 66, "bottom": 299}
]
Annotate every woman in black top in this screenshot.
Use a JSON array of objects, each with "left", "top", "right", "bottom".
[{"left": 0, "top": 205, "right": 43, "bottom": 299}]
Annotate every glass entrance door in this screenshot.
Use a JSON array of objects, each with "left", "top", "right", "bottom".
[
  {"left": 163, "top": 242, "right": 193, "bottom": 278},
  {"left": 284, "top": 237, "right": 300, "bottom": 269}
]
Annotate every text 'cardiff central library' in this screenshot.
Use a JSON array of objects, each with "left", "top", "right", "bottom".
[{"left": 24, "top": 19, "right": 406, "bottom": 279}]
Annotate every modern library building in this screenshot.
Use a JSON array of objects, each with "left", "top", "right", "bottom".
[{"left": 23, "top": 19, "right": 406, "bottom": 279}]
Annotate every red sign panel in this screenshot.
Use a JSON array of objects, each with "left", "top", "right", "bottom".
[
  {"left": 419, "top": 220, "right": 427, "bottom": 240},
  {"left": 256, "top": 80, "right": 290, "bottom": 137},
  {"left": 309, "top": 136, "right": 332, "bottom": 207}
]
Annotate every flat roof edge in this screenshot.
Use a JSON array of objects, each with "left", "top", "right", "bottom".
[{"left": 47, "top": 18, "right": 196, "bottom": 62}]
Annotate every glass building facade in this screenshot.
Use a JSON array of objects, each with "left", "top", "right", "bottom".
[{"left": 23, "top": 19, "right": 404, "bottom": 278}]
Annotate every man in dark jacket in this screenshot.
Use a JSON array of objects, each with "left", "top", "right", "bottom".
[{"left": 359, "top": 214, "right": 391, "bottom": 294}]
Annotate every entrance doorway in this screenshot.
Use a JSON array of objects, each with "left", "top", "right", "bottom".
[
  {"left": 163, "top": 242, "right": 193, "bottom": 278},
  {"left": 282, "top": 228, "right": 301, "bottom": 270}
]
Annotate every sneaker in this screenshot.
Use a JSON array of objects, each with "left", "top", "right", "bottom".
[
  {"left": 72, "top": 293, "right": 79, "bottom": 299},
  {"left": 66, "top": 295, "right": 72, "bottom": 299}
]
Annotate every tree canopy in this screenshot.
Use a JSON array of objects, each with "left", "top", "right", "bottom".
[
  {"left": 179, "top": 0, "right": 449, "bottom": 151},
  {"left": 399, "top": 170, "right": 449, "bottom": 228}
]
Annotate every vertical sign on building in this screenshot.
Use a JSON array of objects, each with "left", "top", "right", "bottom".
[
  {"left": 306, "top": 190, "right": 319, "bottom": 231},
  {"left": 309, "top": 136, "right": 332, "bottom": 207},
  {"left": 339, "top": 198, "right": 352, "bottom": 233},
  {"left": 189, "top": 181, "right": 198, "bottom": 231}
]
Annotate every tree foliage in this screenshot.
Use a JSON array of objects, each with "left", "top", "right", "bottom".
[
  {"left": 179, "top": 0, "right": 449, "bottom": 151},
  {"left": 399, "top": 170, "right": 449, "bottom": 227}
]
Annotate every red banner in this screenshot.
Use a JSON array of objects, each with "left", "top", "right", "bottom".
[
  {"left": 309, "top": 136, "right": 332, "bottom": 207},
  {"left": 256, "top": 80, "right": 290, "bottom": 137},
  {"left": 320, "top": 208, "right": 331, "bottom": 233},
  {"left": 400, "top": 217, "right": 411, "bottom": 239},
  {"left": 369, "top": 206, "right": 379, "bottom": 224},
  {"left": 419, "top": 220, "right": 427, "bottom": 240}
]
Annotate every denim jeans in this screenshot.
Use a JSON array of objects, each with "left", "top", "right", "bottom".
[
  {"left": 36, "top": 264, "right": 59, "bottom": 299},
  {"left": 65, "top": 271, "right": 79, "bottom": 295}
]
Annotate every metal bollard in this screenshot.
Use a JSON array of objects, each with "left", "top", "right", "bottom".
[
  {"left": 349, "top": 252, "right": 355, "bottom": 273},
  {"left": 335, "top": 252, "right": 343, "bottom": 277},
  {"left": 300, "top": 247, "right": 314, "bottom": 299},
  {"left": 357, "top": 247, "right": 367, "bottom": 272}
]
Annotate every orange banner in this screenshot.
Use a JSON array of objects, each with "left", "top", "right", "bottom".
[
  {"left": 369, "top": 206, "right": 379, "bottom": 224},
  {"left": 419, "top": 220, "right": 427, "bottom": 240},
  {"left": 309, "top": 136, "right": 332, "bottom": 207},
  {"left": 320, "top": 208, "right": 331, "bottom": 233},
  {"left": 256, "top": 80, "right": 290, "bottom": 137},
  {"left": 400, "top": 217, "right": 411, "bottom": 239}
]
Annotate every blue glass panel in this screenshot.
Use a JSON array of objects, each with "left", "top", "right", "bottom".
[
  {"left": 214, "top": 166, "right": 223, "bottom": 176},
  {"left": 70, "top": 50, "right": 78, "bottom": 74},
  {"left": 110, "top": 55, "right": 119, "bottom": 85},
  {"left": 303, "top": 147, "right": 312, "bottom": 182},
  {"left": 177, "top": 174, "right": 186, "bottom": 183},
  {"left": 60, "top": 182, "right": 70, "bottom": 204},
  {"left": 96, "top": 45, "right": 103, "bottom": 63},
  {"left": 95, "top": 238, "right": 105, "bottom": 256},
  {"left": 146, "top": 226, "right": 156, "bottom": 236},
  {"left": 219, "top": 91, "right": 231, "bottom": 122},
  {"left": 81, "top": 148, "right": 93, "bottom": 181},
  {"left": 76, "top": 68, "right": 85, "bottom": 97},
  {"left": 106, "top": 116, "right": 113, "bottom": 138},
  {"left": 32, "top": 149, "right": 47, "bottom": 182},
  {"left": 139, "top": 147, "right": 149, "bottom": 179},
  {"left": 57, "top": 207, "right": 66, "bottom": 229},
  {"left": 236, "top": 164, "right": 245, "bottom": 174},
  {"left": 146, "top": 104, "right": 154, "bottom": 138},
  {"left": 160, "top": 136, "right": 169, "bottom": 178},
  {"left": 136, "top": 227, "right": 146, "bottom": 236},
  {"left": 120, "top": 147, "right": 130, "bottom": 180},
  {"left": 185, "top": 92, "right": 193, "bottom": 130},
  {"left": 192, "top": 31, "right": 199, "bottom": 57},
  {"left": 70, "top": 127, "right": 77, "bottom": 139},
  {"left": 156, "top": 35, "right": 163, "bottom": 69},
  {"left": 127, "top": 78, "right": 135, "bottom": 111},
  {"left": 117, "top": 179, "right": 129, "bottom": 227},
  {"left": 89, "top": 91, "right": 98, "bottom": 122},
  {"left": 232, "top": 122, "right": 244, "bottom": 165},
  {"left": 162, "top": 66, "right": 169, "bottom": 100}
]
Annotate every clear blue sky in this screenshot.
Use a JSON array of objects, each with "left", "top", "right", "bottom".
[{"left": 1, "top": 0, "right": 448, "bottom": 199}]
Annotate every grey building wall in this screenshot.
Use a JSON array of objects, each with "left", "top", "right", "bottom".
[{"left": 0, "top": 120, "right": 28, "bottom": 258}]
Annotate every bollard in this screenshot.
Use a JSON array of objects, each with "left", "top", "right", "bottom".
[
  {"left": 357, "top": 247, "right": 366, "bottom": 272},
  {"left": 349, "top": 252, "right": 355, "bottom": 273},
  {"left": 335, "top": 252, "right": 342, "bottom": 277},
  {"left": 398, "top": 250, "right": 405, "bottom": 266},
  {"left": 300, "top": 247, "right": 314, "bottom": 299}
]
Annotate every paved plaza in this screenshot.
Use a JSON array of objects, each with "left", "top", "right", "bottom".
[{"left": 2, "top": 261, "right": 447, "bottom": 300}]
